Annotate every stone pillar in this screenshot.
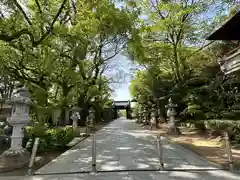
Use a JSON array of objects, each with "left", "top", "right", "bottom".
[
  {"left": 85, "top": 107, "right": 95, "bottom": 134},
  {"left": 71, "top": 112, "right": 79, "bottom": 132},
  {"left": 165, "top": 98, "right": 181, "bottom": 135},
  {"left": 0, "top": 86, "right": 31, "bottom": 171},
  {"left": 70, "top": 106, "right": 81, "bottom": 133},
  {"left": 72, "top": 113, "right": 78, "bottom": 130}
]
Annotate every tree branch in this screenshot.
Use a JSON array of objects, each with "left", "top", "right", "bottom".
[
  {"left": 13, "top": 0, "right": 32, "bottom": 25},
  {"left": 70, "top": 0, "right": 77, "bottom": 22},
  {"left": 176, "top": 13, "right": 189, "bottom": 44},
  {"left": 0, "top": 29, "right": 35, "bottom": 43},
  {"left": 104, "top": 44, "right": 120, "bottom": 62},
  {"left": 0, "top": 11, "right": 4, "bottom": 18},
  {"left": 34, "top": 0, "right": 68, "bottom": 46},
  {"left": 153, "top": 0, "right": 166, "bottom": 20},
  {"left": 34, "top": 0, "right": 43, "bottom": 14},
  {"left": 0, "top": 0, "right": 69, "bottom": 45}
]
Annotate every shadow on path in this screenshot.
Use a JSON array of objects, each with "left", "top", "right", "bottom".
[{"left": 28, "top": 117, "right": 240, "bottom": 180}]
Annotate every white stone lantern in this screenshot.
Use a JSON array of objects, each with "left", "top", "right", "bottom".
[
  {"left": 0, "top": 86, "right": 32, "bottom": 171},
  {"left": 71, "top": 106, "right": 81, "bottom": 132}
]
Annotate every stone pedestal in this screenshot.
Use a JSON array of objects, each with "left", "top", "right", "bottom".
[
  {"left": 167, "top": 126, "right": 181, "bottom": 135},
  {"left": 0, "top": 149, "right": 29, "bottom": 172},
  {"left": 71, "top": 114, "right": 78, "bottom": 131},
  {"left": 0, "top": 86, "right": 31, "bottom": 172}
]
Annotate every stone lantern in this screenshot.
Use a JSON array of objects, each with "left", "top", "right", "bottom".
[
  {"left": 85, "top": 107, "right": 95, "bottom": 133},
  {"left": 70, "top": 106, "right": 81, "bottom": 132},
  {"left": 0, "top": 86, "right": 32, "bottom": 171},
  {"left": 142, "top": 107, "right": 148, "bottom": 125},
  {"left": 165, "top": 98, "right": 181, "bottom": 135}
]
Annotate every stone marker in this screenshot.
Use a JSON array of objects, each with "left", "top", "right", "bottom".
[{"left": 0, "top": 86, "right": 31, "bottom": 172}]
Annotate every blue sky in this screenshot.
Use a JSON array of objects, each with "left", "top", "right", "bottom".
[
  {"left": 109, "top": 54, "right": 135, "bottom": 101},
  {"left": 113, "top": 82, "right": 131, "bottom": 101}
]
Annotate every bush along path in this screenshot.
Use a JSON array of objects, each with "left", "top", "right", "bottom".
[{"left": 0, "top": 120, "right": 110, "bottom": 176}]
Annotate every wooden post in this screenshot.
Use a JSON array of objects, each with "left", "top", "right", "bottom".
[
  {"left": 92, "top": 134, "right": 97, "bottom": 173},
  {"left": 157, "top": 135, "right": 164, "bottom": 169},
  {"left": 28, "top": 138, "right": 40, "bottom": 175},
  {"left": 224, "top": 132, "right": 234, "bottom": 171}
]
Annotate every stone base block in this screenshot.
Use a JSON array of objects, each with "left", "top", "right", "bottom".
[
  {"left": 167, "top": 127, "right": 181, "bottom": 135},
  {"left": 80, "top": 133, "right": 89, "bottom": 137},
  {"left": 0, "top": 148, "right": 30, "bottom": 172}
]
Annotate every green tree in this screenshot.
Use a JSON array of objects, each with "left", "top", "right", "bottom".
[{"left": 0, "top": 0, "right": 139, "bottom": 125}]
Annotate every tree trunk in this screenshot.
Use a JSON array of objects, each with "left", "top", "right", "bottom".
[
  {"left": 60, "top": 107, "right": 66, "bottom": 125},
  {"left": 173, "top": 45, "right": 181, "bottom": 83}
]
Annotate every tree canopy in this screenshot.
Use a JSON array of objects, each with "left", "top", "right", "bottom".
[
  {"left": 128, "top": 0, "right": 240, "bottom": 131},
  {"left": 0, "top": 0, "right": 139, "bottom": 124}
]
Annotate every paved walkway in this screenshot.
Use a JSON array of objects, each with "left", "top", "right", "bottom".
[{"left": 1, "top": 118, "right": 240, "bottom": 179}]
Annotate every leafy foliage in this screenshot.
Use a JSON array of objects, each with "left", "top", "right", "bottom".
[
  {"left": 0, "top": 0, "right": 139, "bottom": 126},
  {"left": 128, "top": 0, "right": 240, "bottom": 143},
  {"left": 24, "top": 125, "right": 74, "bottom": 152}
]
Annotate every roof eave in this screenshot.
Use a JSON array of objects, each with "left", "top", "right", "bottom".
[{"left": 207, "top": 11, "right": 240, "bottom": 40}]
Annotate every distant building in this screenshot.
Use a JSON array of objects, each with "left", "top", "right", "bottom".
[{"left": 207, "top": 11, "right": 240, "bottom": 75}]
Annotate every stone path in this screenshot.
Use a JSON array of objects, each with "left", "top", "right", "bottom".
[{"left": 1, "top": 117, "right": 240, "bottom": 179}]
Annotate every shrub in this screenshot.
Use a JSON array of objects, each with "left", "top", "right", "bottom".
[
  {"left": 204, "top": 112, "right": 216, "bottom": 119},
  {"left": 46, "top": 126, "right": 74, "bottom": 149},
  {"left": 24, "top": 125, "right": 74, "bottom": 152},
  {"left": 204, "top": 120, "right": 237, "bottom": 132},
  {"left": 192, "top": 120, "right": 206, "bottom": 131},
  {"left": 184, "top": 104, "right": 205, "bottom": 120},
  {"left": 25, "top": 124, "right": 48, "bottom": 138}
]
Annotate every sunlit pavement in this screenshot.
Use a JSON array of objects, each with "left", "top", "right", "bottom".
[{"left": 1, "top": 117, "right": 240, "bottom": 179}]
